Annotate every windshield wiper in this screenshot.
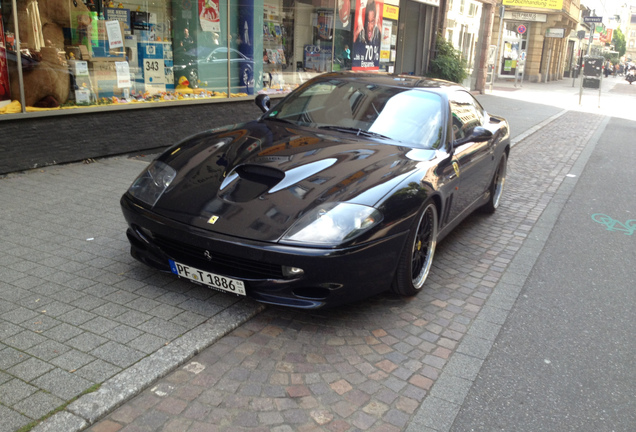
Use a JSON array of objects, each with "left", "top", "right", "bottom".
[
  {"left": 318, "top": 125, "right": 391, "bottom": 140},
  {"left": 265, "top": 117, "right": 296, "bottom": 125}
]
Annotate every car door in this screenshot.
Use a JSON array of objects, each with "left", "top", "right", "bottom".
[{"left": 447, "top": 90, "right": 495, "bottom": 219}]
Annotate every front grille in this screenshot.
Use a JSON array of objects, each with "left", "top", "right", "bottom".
[{"left": 152, "top": 233, "right": 284, "bottom": 279}]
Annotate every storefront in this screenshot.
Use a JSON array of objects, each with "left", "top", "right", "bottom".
[
  {"left": 0, "top": 0, "right": 409, "bottom": 114},
  {"left": 1, "top": 0, "right": 442, "bottom": 174},
  {"left": 495, "top": 11, "right": 541, "bottom": 80}
]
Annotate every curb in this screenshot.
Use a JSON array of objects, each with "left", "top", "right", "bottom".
[{"left": 31, "top": 300, "right": 265, "bottom": 432}]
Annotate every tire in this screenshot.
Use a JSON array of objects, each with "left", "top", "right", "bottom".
[
  {"left": 391, "top": 202, "right": 438, "bottom": 297},
  {"left": 481, "top": 153, "right": 507, "bottom": 214}
]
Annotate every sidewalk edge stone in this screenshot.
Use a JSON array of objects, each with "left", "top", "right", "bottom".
[{"left": 34, "top": 299, "right": 264, "bottom": 431}]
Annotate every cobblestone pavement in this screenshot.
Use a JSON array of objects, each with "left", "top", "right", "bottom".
[
  {"left": 82, "top": 110, "right": 606, "bottom": 432},
  {"left": 0, "top": 159, "right": 264, "bottom": 432},
  {"left": 2, "top": 76, "right": 624, "bottom": 432}
]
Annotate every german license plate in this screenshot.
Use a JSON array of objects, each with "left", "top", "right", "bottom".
[{"left": 169, "top": 260, "right": 246, "bottom": 296}]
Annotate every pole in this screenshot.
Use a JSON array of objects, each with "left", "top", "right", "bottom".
[
  {"left": 579, "top": 56, "right": 584, "bottom": 105},
  {"left": 572, "top": 38, "right": 580, "bottom": 87},
  {"left": 490, "top": 5, "right": 505, "bottom": 93}
]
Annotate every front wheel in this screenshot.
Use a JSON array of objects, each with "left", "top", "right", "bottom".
[
  {"left": 391, "top": 202, "right": 438, "bottom": 297},
  {"left": 481, "top": 153, "right": 507, "bottom": 214}
]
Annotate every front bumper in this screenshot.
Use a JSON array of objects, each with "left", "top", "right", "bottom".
[{"left": 121, "top": 195, "right": 409, "bottom": 309}]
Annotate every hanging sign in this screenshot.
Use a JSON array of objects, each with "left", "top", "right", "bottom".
[{"left": 199, "top": 0, "right": 221, "bottom": 33}]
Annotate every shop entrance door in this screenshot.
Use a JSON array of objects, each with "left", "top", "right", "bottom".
[
  {"left": 498, "top": 21, "right": 528, "bottom": 79},
  {"left": 395, "top": 0, "right": 434, "bottom": 76}
]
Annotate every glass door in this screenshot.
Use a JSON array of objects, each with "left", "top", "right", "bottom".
[{"left": 498, "top": 21, "right": 528, "bottom": 78}]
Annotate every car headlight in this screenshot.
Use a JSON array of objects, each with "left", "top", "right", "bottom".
[
  {"left": 281, "top": 203, "right": 383, "bottom": 246},
  {"left": 127, "top": 161, "right": 176, "bottom": 207}
]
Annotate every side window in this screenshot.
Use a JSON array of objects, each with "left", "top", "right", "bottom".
[{"left": 449, "top": 90, "right": 484, "bottom": 141}]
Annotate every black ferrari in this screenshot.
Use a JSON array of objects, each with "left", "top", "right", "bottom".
[{"left": 121, "top": 72, "right": 510, "bottom": 309}]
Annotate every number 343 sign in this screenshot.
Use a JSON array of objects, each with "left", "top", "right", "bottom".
[{"left": 144, "top": 58, "right": 166, "bottom": 84}]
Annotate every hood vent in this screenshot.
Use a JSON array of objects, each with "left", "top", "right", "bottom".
[
  {"left": 220, "top": 164, "right": 285, "bottom": 203},
  {"left": 236, "top": 164, "right": 285, "bottom": 187}
]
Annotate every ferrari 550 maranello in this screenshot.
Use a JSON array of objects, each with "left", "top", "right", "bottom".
[{"left": 121, "top": 72, "right": 510, "bottom": 309}]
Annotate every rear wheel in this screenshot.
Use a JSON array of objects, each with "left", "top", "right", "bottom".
[
  {"left": 391, "top": 202, "right": 438, "bottom": 296},
  {"left": 481, "top": 153, "right": 507, "bottom": 214}
]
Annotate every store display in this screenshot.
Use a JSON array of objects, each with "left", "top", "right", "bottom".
[{"left": 1, "top": 12, "right": 10, "bottom": 101}]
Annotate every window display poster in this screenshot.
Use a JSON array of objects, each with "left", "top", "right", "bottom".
[
  {"left": 352, "top": 0, "right": 383, "bottom": 71},
  {"left": 314, "top": 11, "right": 333, "bottom": 41},
  {"left": 380, "top": 20, "right": 391, "bottom": 62},
  {"left": 131, "top": 11, "right": 150, "bottom": 31},
  {"left": 105, "top": 8, "right": 131, "bottom": 35},
  {"left": 199, "top": 0, "right": 221, "bottom": 33},
  {"left": 105, "top": 20, "right": 124, "bottom": 49},
  {"left": 304, "top": 45, "right": 333, "bottom": 72},
  {"left": 337, "top": 0, "right": 351, "bottom": 30},
  {"left": 139, "top": 43, "right": 166, "bottom": 94},
  {"left": 0, "top": 14, "right": 10, "bottom": 101},
  {"left": 238, "top": 1, "right": 254, "bottom": 93},
  {"left": 115, "top": 61, "right": 131, "bottom": 88}
]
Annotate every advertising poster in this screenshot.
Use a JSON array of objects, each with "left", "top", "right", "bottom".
[
  {"left": 105, "top": 7, "right": 131, "bottom": 35},
  {"left": 314, "top": 11, "right": 333, "bottom": 41},
  {"left": 336, "top": 0, "right": 351, "bottom": 30},
  {"left": 0, "top": 14, "right": 10, "bottom": 101},
  {"left": 199, "top": 0, "right": 221, "bottom": 33},
  {"left": 352, "top": 0, "right": 383, "bottom": 71},
  {"left": 598, "top": 27, "right": 613, "bottom": 44},
  {"left": 380, "top": 20, "right": 391, "bottom": 62},
  {"left": 238, "top": 1, "right": 254, "bottom": 93}
]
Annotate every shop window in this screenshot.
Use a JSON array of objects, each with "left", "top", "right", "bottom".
[{"left": 0, "top": 0, "right": 402, "bottom": 115}]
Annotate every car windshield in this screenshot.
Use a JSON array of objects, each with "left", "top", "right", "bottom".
[{"left": 266, "top": 78, "right": 444, "bottom": 149}]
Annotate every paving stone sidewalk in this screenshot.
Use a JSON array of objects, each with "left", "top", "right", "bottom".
[
  {"left": 81, "top": 110, "right": 606, "bottom": 432},
  {"left": 0, "top": 159, "right": 264, "bottom": 432}
]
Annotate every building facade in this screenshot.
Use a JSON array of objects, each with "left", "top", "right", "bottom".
[
  {"left": 0, "top": 0, "right": 441, "bottom": 174},
  {"left": 488, "top": 0, "right": 579, "bottom": 83}
]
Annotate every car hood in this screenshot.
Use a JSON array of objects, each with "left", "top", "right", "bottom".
[{"left": 151, "top": 121, "right": 436, "bottom": 242}]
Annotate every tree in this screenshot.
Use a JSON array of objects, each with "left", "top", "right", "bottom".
[{"left": 613, "top": 28, "right": 626, "bottom": 58}]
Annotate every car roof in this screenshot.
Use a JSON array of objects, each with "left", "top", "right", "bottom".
[{"left": 314, "top": 72, "right": 467, "bottom": 96}]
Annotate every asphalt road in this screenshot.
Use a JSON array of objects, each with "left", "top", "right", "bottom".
[{"left": 450, "top": 116, "right": 636, "bottom": 431}]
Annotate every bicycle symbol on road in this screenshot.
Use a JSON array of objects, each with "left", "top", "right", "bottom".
[{"left": 591, "top": 214, "right": 636, "bottom": 235}]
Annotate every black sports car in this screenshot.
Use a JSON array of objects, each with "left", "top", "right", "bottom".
[{"left": 121, "top": 72, "right": 510, "bottom": 309}]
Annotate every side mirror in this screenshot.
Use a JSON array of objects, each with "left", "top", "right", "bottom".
[
  {"left": 255, "top": 94, "right": 270, "bottom": 113},
  {"left": 454, "top": 126, "right": 493, "bottom": 146}
]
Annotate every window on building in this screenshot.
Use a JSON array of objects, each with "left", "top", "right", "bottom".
[{"left": 0, "top": 0, "right": 403, "bottom": 115}]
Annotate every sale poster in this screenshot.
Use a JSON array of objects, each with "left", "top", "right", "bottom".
[
  {"left": 352, "top": 0, "right": 383, "bottom": 71},
  {"left": 199, "top": 0, "right": 221, "bottom": 33}
]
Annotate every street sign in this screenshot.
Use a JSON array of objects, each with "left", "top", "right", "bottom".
[{"left": 583, "top": 16, "right": 602, "bottom": 23}]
